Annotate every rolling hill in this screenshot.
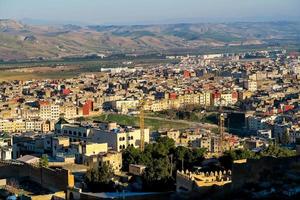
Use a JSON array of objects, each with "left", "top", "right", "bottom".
[{"left": 0, "top": 19, "right": 300, "bottom": 61}]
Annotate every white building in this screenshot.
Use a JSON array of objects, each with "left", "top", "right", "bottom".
[
  {"left": 55, "top": 120, "right": 150, "bottom": 152},
  {"left": 0, "top": 134, "right": 12, "bottom": 160},
  {"left": 244, "top": 80, "right": 257, "bottom": 92},
  {"left": 257, "top": 129, "right": 272, "bottom": 139},
  {"left": 40, "top": 103, "right": 60, "bottom": 120}
]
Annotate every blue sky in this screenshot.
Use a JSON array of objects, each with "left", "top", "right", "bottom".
[{"left": 0, "top": 0, "right": 299, "bottom": 25}]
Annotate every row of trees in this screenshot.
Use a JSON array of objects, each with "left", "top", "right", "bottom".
[{"left": 219, "top": 145, "right": 297, "bottom": 169}]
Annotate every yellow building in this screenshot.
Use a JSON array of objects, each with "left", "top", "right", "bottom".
[
  {"left": 166, "top": 130, "right": 180, "bottom": 142},
  {"left": 0, "top": 119, "right": 26, "bottom": 133},
  {"left": 61, "top": 104, "right": 77, "bottom": 119},
  {"left": 176, "top": 170, "right": 232, "bottom": 192},
  {"left": 84, "top": 143, "right": 108, "bottom": 156},
  {"left": 83, "top": 151, "right": 122, "bottom": 173}
]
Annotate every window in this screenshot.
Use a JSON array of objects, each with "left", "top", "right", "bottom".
[
  {"left": 69, "top": 130, "right": 72, "bottom": 135},
  {"left": 83, "top": 133, "right": 87, "bottom": 137},
  {"left": 73, "top": 131, "right": 77, "bottom": 136},
  {"left": 78, "top": 132, "right": 82, "bottom": 137}
]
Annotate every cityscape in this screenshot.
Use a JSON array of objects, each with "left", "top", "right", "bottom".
[{"left": 0, "top": 0, "right": 300, "bottom": 200}]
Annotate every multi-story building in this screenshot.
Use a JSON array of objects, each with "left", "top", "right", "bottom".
[
  {"left": 244, "top": 80, "right": 257, "bottom": 92},
  {"left": 112, "top": 99, "right": 139, "bottom": 113},
  {"left": 61, "top": 104, "right": 77, "bottom": 119},
  {"left": 55, "top": 121, "right": 150, "bottom": 152},
  {"left": 0, "top": 134, "right": 12, "bottom": 160},
  {"left": 0, "top": 119, "right": 54, "bottom": 133},
  {"left": 247, "top": 116, "right": 269, "bottom": 132},
  {"left": 39, "top": 102, "right": 60, "bottom": 120},
  {"left": 0, "top": 119, "right": 26, "bottom": 133}
]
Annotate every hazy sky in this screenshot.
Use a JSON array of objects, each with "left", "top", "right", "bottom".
[{"left": 0, "top": 0, "right": 299, "bottom": 25}]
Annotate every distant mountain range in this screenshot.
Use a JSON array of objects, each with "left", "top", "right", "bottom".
[{"left": 0, "top": 19, "right": 300, "bottom": 61}]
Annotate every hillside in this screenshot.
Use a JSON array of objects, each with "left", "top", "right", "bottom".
[{"left": 0, "top": 19, "right": 300, "bottom": 61}]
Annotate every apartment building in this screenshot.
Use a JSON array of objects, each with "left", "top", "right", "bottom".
[
  {"left": 244, "top": 80, "right": 257, "bottom": 92},
  {"left": 0, "top": 119, "right": 54, "bottom": 133},
  {"left": 39, "top": 102, "right": 60, "bottom": 120},
  {"left": 0, "top": 119, "right": 26, "bottom": 133},
  {"left": 112, "top": 99, "right": 139, "bottom": 113},
  {"left": 55, "top": 121, "right": 150, "bottom": 152},
  {"left": 0, "top": 134, "right": 12, "bottom": 160},
  {"left": 83, "top": 151, "right": 122, "bottom": 173},
  {"left": 247, "top": 116, "right": 269, "bottom": 132},
  {"left": 60, "top": 104, "right": 77, "bottom": 119},
  {"left": 212, "top": 91, "right": 238, "bottom": 106}
]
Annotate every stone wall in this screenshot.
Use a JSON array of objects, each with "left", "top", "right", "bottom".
[
  {"left": 176, "top": 170, "right": 231, "bottom": 192},
  {"left": 0, "top": 161, "right": 74, "bottom": 192},
  {"left": 232, "top": 156, "right": 300, "bottom": 190}
]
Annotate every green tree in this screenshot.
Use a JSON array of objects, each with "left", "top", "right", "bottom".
[
  {"left": 185, "top": 148, "right": 206, "bottom": 169},
  {"left": 156, "top": 137, "right": 175, "bottom": 152},
  {"left": 219, "top": 146, "right": 296, "bottom": 169},
  {"left": 85, "top": 162, "right": 115, "bottom": 192},
  {"left": 122, "top": 146, "right": 141, "bottom": 171},
  {"left": 39, "top": 154, "right": 49, "bottom": 168},
  {"left": 142, "top": 157, "right": 173, "bottom": 191},
  {"left": 281, "top": 129, "right": 290, "bottom": 145},
  {"left": 260, "top": 145, "right": 296, "bottom": 158},
  {"left": 174, "top": 146, "right": 187, "bottom": 170}
]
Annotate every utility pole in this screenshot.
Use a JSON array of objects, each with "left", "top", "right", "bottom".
[
  {"left": 219, "top": 98, "right": 226, "bottom": 154},
  {"left": 139, "top": 99, "right": 145, "bottom": 151},
  {"left": 169, "top": 154, "right": 173, "bottom": 176}
]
